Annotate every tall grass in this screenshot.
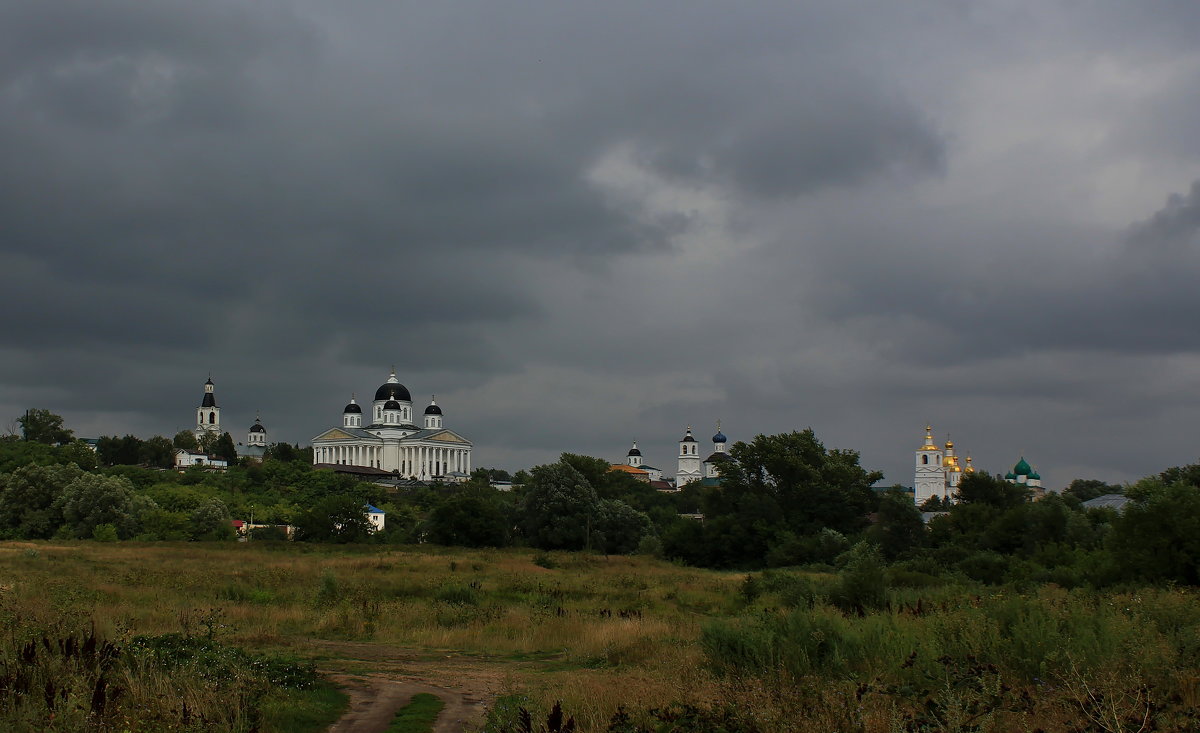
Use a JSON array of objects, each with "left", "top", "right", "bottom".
[{"left": 2, "top": 542, "right": 1199, "bottom": 731}]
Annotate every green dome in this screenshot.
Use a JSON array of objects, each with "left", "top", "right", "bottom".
[
  {"left": 1029, "top": 471, "right": 1041, "bottom": 480},
  {"left": 1004, "top": 471, "right": 1017, "bottom": 480},
  {"left": 1013, "top": 457, "right": 1032, "bottom": 476}
]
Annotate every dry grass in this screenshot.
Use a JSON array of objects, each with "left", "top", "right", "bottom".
[{"left": 4, "top": 542, "right": 1200, "bottom": 732}]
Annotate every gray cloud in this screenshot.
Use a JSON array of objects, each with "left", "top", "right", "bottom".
[{"left": 3, "top": 1, "right": 1200, "bottom": 490}]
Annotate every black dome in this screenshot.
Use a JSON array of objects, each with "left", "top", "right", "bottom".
[
  {"left": 627, "top": 447, "right": 641, "bottom": 456},
  {"left": 383, "top": 400, "right": 402, "bottom": 410},
  {"left": 424, "top": 403, "right": 442, "bottom": 415},
  {"left": 250, "top": 423, "right": 265, "bottom": 433},
  {"left": 375, "top": 383, "right": 412, "bottom": 402},
  {"left": 201, "top": 393, "right": 217, "bottom": 408},
  {"left": 343, "top": 402, "right": 362, "bottom": 414}
]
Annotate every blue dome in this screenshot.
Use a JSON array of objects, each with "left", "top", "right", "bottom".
[{"left": 712, "top": 431, "right": 727, "bottom": 443}]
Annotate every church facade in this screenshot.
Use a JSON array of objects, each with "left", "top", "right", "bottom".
[
  {"left": 191, "top": 376, "right": 271, "bottom": 462},
  {"left": 311, "top": 369, "right": 473, "bottom": 481},
  {"left": 914, "top": 425, "right": 975, "bottom": 505}
]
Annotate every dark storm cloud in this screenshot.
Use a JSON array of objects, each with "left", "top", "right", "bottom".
[
  {"left": 3, "top": 0, "right": 1199, "bottom": 489},
  {"left": 1127, "top": 181, "right": 1200, "bottom": 251}
]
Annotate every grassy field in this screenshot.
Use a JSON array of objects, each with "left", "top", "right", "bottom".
[{"left": 2, "top": 541, "right": 1198, "bottom": 731}]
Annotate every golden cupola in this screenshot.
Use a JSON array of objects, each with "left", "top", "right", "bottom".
[{"left": 919, "top": 425, "right": 939, "bottom": 451}]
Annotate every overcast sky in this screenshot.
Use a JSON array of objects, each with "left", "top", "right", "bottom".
[{"left": 4, "top": 1, "right": 1200, "bottom": 488}]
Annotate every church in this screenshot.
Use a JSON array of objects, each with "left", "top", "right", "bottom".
[
  {"left": 310, "top": 369, "right": 473, "bottom": 481},
  {"left": 190, "top": 376, "right": 270, "bottom": 462},
  {"left": 913, "top": 425, "right": 975, "bottom": 505},
  {"left": 615, "top": 423, "right": 731, "bottom": 490}
]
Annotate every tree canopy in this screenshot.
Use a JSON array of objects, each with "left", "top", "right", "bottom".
[{"left": 17, "top": 409, "right": 74, "bottom": 445}]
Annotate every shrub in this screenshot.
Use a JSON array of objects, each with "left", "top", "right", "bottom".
[
  {"left": 92, "top": 523, "right": 119, "bottom": 542},
  {"left": 830, "top": 542, "right": 886, "bottom": 614}
]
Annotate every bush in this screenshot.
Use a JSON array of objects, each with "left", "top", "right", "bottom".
[
  {"left": 92, "top": 523, "right": 119, "bottom": 542},
  {"left": 830, "top": 542, "right": 887, "bottom": 614}
]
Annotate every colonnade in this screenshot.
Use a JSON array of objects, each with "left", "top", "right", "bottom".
[
  {"left": 315, "top": 444, "right": 384, "bottom": 468},
  {"left": 314, "top": 443, "right": 470, "bottom": 478}
]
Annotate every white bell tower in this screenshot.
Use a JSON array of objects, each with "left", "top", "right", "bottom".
[
  {"left": 676, "top": 426, "right": 702, "bottom": 489},
  {"left": 195, "top": 376, "right": 221, "bottom": 436},
  {"left": 914, "top": 425, "right": 946, "bottom": 505}
]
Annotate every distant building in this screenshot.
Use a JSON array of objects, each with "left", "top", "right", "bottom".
[
  {"left": 1004, "top": 457, "right": 1043, "bottom": 492},
  {"left": 676, "top": 427, "right": 702, "bottom": 488},
  {"left": 311, "top": 369, "right": 473, "bottom": 481},
  {"left": 195, "top": 377, "right": 221, "bottom": 437},
  {"left": 365, "top": 504, "right": 386, "bottom": 532},
  {"left": 174, "top": 449, "right": 228, "bottom": 470},
  {"left": 619, "top": 441, "right": 664, "bottom": 482},
  {"left": 236, "top": 415, "right": 268, "bottom": 462},
  {"left": 914, "top": 426, "right": 975, "bottom": 505},
  {"left": 609, "top": 462, "right": 651, "bottom": 483},
  {"left": 1082, "top": 494, "right": 1130, "bottom": 513}
]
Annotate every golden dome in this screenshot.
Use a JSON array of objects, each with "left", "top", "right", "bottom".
[{"left": 918, "top": 425, "right": 940, "bottom": 451}]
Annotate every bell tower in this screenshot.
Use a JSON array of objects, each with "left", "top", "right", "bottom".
[
  {"left": 913, "top": 425, "right": 945, "bottom": 505},
  {"left": 195, "top": 376, "right": 221, "bottom": 437}
]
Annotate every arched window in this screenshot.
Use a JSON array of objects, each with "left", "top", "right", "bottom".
[
  {"left": 209, "top": 412, "right": 215, "bottom": 424},
  {"left": 922, "top": 455, "right": 928, "bottom": 465}
]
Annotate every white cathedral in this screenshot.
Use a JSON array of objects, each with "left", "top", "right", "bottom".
[{"left": 311, "top": 369, "right": 473, "bottom": 480}]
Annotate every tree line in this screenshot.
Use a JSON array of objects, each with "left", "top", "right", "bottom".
[{"left": 3, "top": 409, "right": 1198, "bottom": 586}]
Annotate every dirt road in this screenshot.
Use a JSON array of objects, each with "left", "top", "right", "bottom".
[{"left": 307, "top": 640, "right": 506, "bottom": 732}]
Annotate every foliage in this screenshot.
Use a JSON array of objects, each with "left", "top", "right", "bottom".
[
  {"left": 868, "top": 487, "right": 925, "bottom": 559},
  {"left": 57, "top": 473, "right": 140, "bottom": 539},
  {"left": 1109, "top": 479, "right": 1200, "bottom": 585},
  {"left": 427, "top": 489, "right": 513, "bottom": 547},
  {"left": 667, "top": 430, "right": 880, "bottom": 568},
  {"left": 294, "top": 494, "right": 374, "bottom": 543},
  {"left": 0, "top": 462, "right": 85, "bottom": 539},
  {"left": 954, "top": 471, "right": 1031, "bottom": 509},
  {"left": 173, "top": 430, "right": 200, "bottom": 451},
  {"left": 520, "top": 461, "right": 603, "bottom": 551},
  {"left": 96, "top": 434, "right": 145, "bottom": 467},
  {"left": 15, "top": 408, "right": 73, "bottom": 445},
  {"left": 1064, "top": 478, "right": 1123, "bottom": 502}
]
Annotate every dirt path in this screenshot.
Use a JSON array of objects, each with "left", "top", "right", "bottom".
[
  {"left": 324, "top": 674, "right": 484, "bottom": 733},
  {"left": 307, "top": 640, "right": 507, "bottom": 733}
]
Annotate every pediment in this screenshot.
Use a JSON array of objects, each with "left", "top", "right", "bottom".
[
  {"left": 427, "top": 430, "right": 469, "bottom": 444},
  {"left": 313, "top": 428, "right": 356, "bottom": 442}
]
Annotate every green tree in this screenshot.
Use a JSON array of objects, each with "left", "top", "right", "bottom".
[
  {"left": 684, "top": 430, "right": 881, "bottom": 568},
  {"left": 427, "top": 490, "right": 512, "bottom": 547},
  {"left": 173, "top": 430, "right": 199, "bottom": 451},
  {"left": 57, "top": 473, "right": 139, "bottom": 539},
  {"left": 17, "top": 409, "right": 74, "bottom": 445},
  {"left": 520, "top": 461, "right": 602, "bottom": 550},
  {"left": 1109, "top": 479, "right": 1200, "bottom": 585},
  {"left": 96, "top": 434, "right": 143, "bottom": 466},
  {"left": 189, "top": 498, "right": 234, "bottom": 541},
  {"left": 294, "top": 495, "right": 374, "bottom": 543},
  {"left": 869, "top": 488, "right": 926, "bottom": 559},
  {"left": 60, "top": 441, "right": 99, "bottom": 471},
  {"left": 213, "top": 433, "right": 238, "bottom": 464},
  {"left": 1064, "top": 478, "right": 1122, "bottom": 503},
  {"left": 0, "top": 463, "right": 86, "bottom": 538},
  {"left": 140, "top": 436, "right": 176, "bottom": 469},
  {"left": 593, "top": 499, "right": 653, "bottom": 554},
  {"left": 1158, "top": 463, "right": 1200, "bottom": 489},
  {"left": 954, "top": 471, "right": 1031, "bottom": 509}
]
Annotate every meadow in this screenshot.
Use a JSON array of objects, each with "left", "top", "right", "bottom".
[{"left": 1, "top": 540, "right": 1198, "bottom": 732}]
